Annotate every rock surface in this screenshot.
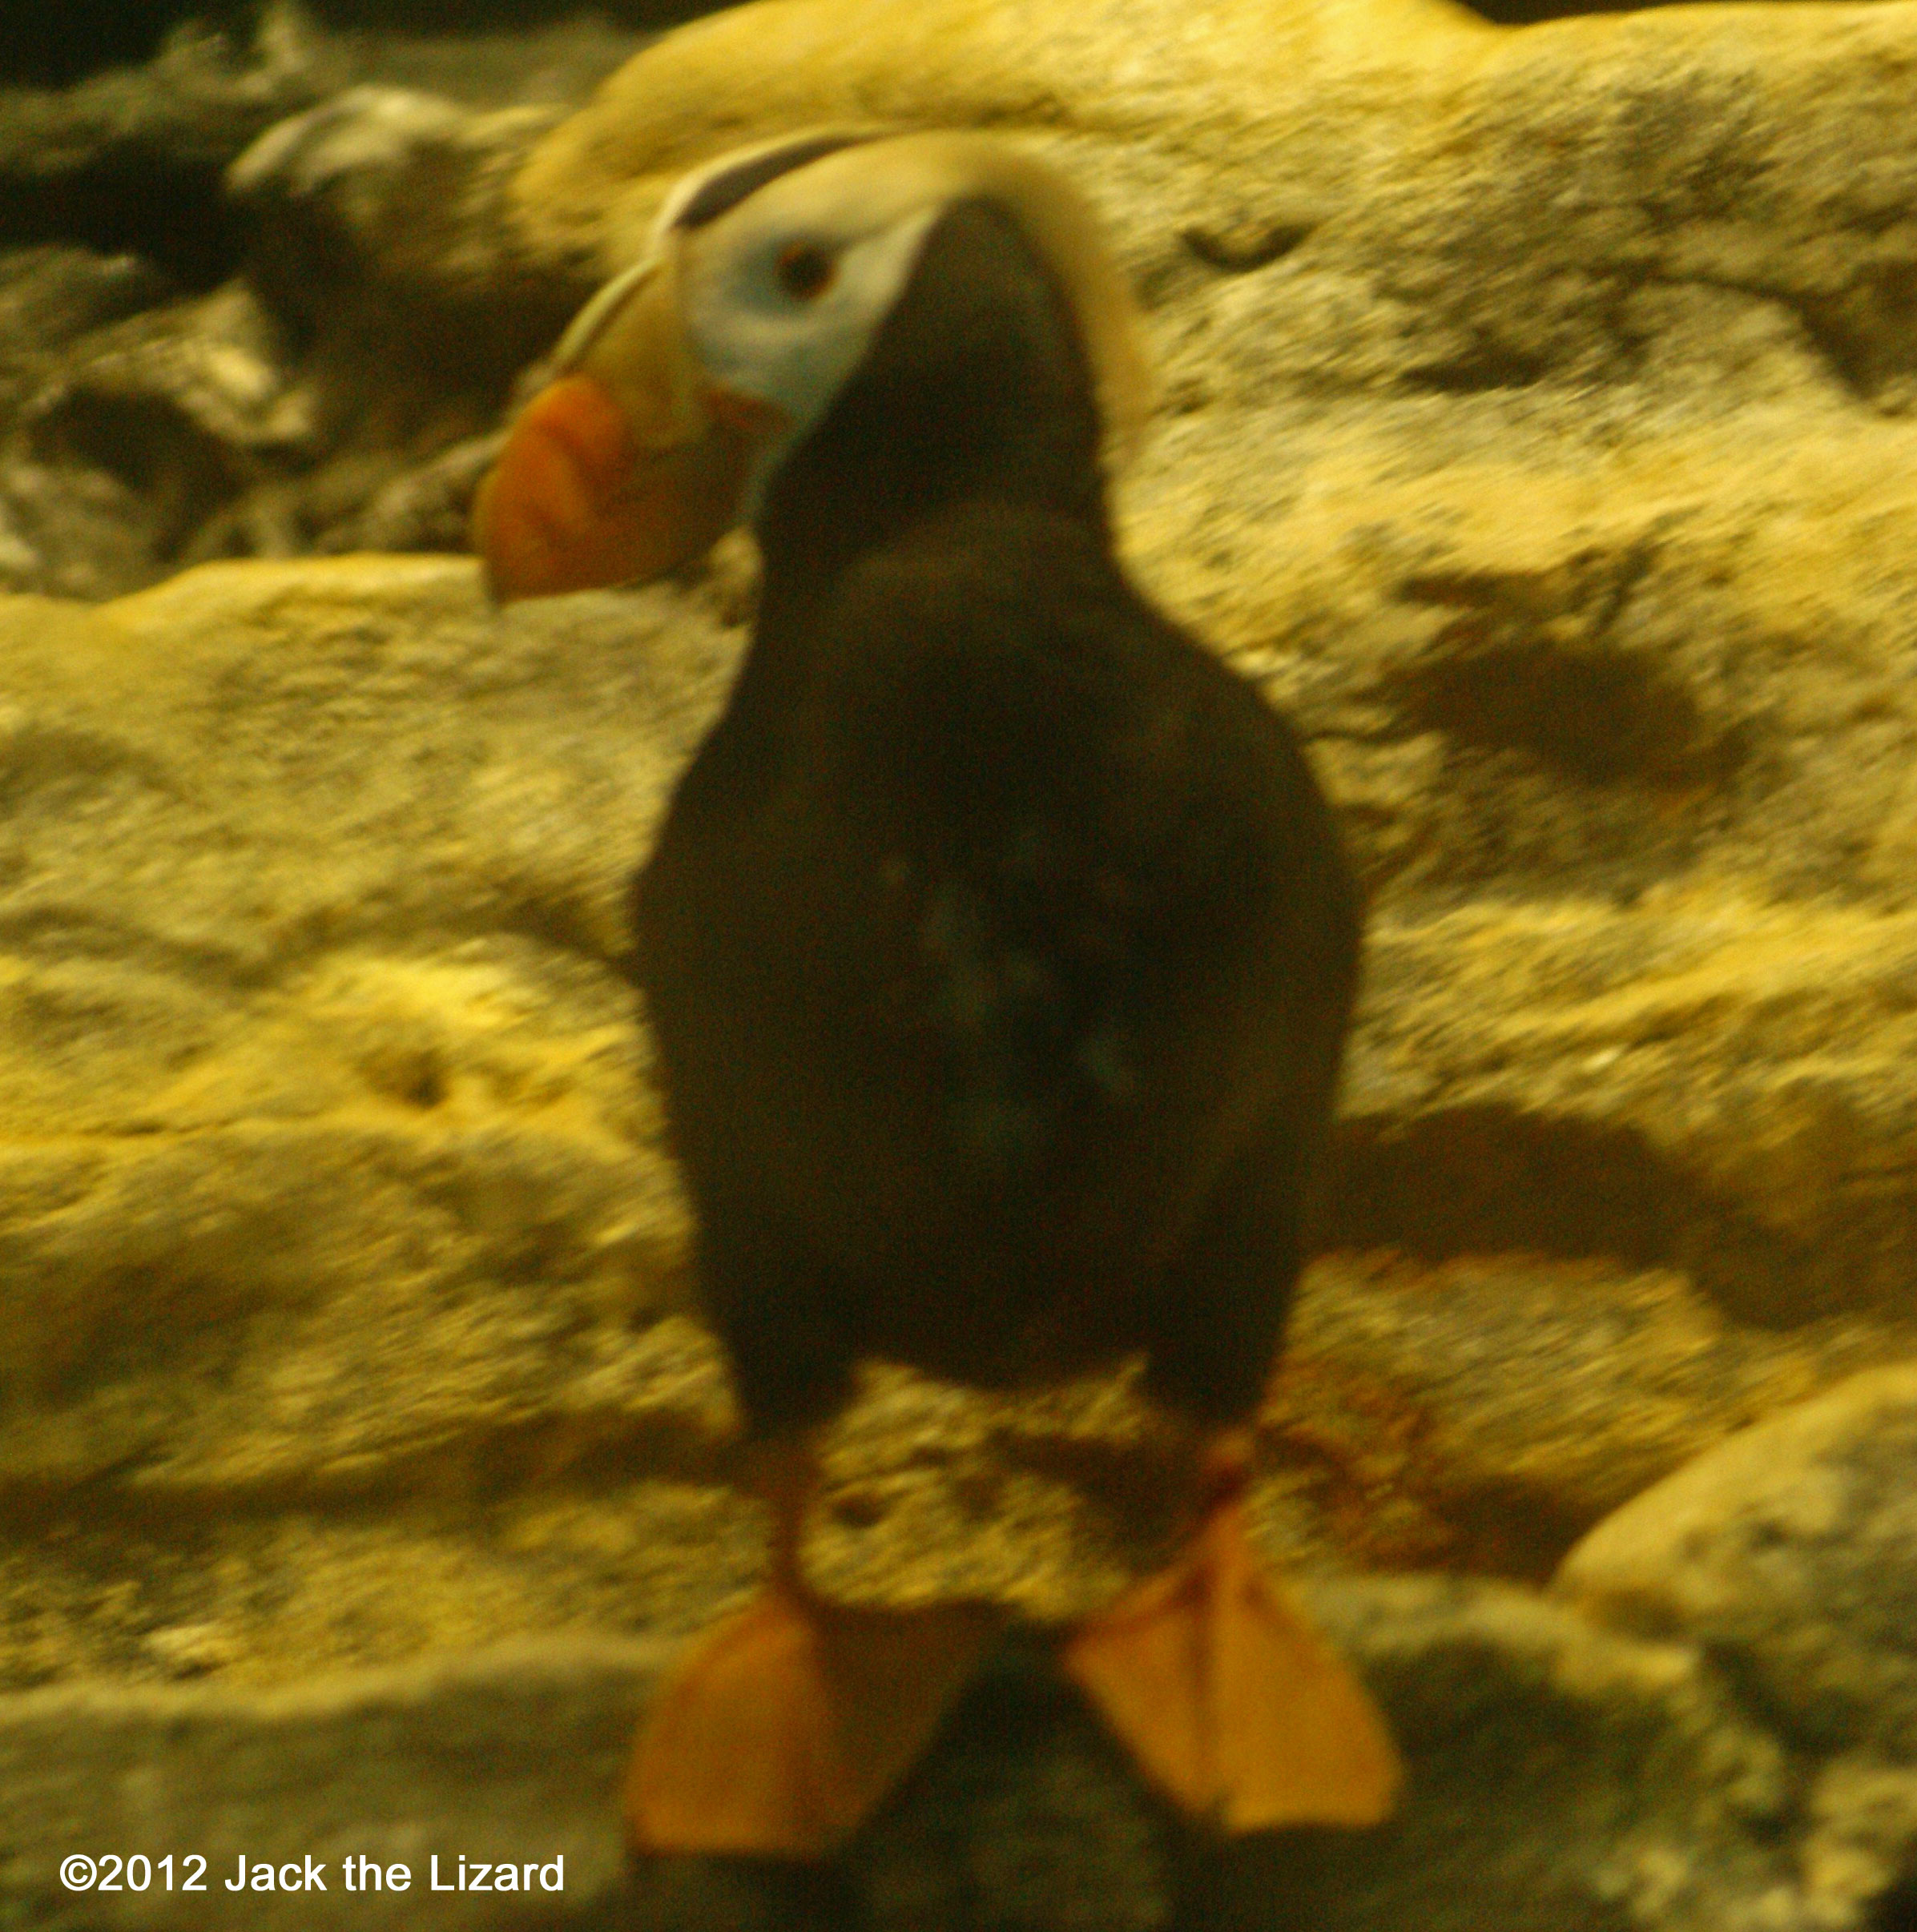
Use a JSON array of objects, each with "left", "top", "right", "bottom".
[
  {"left": 1267, "top": 1253, "right": 1916, "bottom": 1578},
  {"left": 0, "top": 12, "right": 325, "bottom": 283},
  {"left": 1555, "top": 1365, "right": 1917, "bottom": 1931},
  {"left": 2, "top": 0, "right": 1917, "bottom": 1926},
  {"left": 0, "top": 1580, "right": 1830, "bottom": 1932},
  {"left": 1, "top": 1638, "right": 660, "bottom": 1930},
  {"left": 0, "top": 556, "right": 751, "bottom": 1686},
  {"left": 1559, "top": 1362, "right": 1917, "bottom": 1760},
  {"left": 0, "top": 8, "right": 650, "bottom": 601}
]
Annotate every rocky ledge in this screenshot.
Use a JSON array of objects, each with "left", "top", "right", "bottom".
[{"left": 2, "top": 0, "right": 1916, "bottom": 1927}]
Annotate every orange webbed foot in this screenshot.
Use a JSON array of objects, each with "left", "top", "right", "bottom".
[
  {"left": 1061, "top": 1437, "right": 1401, "bottom": 1833},
  {"left": 626, "top": 1447, "right": 997, "bottom": 1858}
]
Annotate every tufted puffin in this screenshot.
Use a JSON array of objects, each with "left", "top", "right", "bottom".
[{"left": 473, "top": 129, "right": 1399, "bottom": 1859}]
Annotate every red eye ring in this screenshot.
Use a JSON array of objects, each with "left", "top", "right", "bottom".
[{"left": 775, "top": 242, "right": 837, "bottom": 301}]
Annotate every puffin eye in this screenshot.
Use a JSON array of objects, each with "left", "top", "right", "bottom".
[{"left": 775, "top": 241, "right": 837, "bottom": 302}]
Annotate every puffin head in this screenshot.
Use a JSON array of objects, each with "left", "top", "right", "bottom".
[{"left": 472, "top": 130, "right": 1154, "bottom": 602}]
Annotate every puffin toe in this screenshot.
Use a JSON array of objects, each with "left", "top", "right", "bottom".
[
  {"left": 626, "top": 1443, "right": 999, "bottom": 1858},
  {"left": 1061, "top": 1481, "right": 1401, "bottom": 1834},
  {"left": 626, "top": 1588, "right": 997, "bottom": 1858}
]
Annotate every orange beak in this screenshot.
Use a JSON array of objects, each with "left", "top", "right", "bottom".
[{"left": 471, "top": 254, "right": 787, "bottom": 602}]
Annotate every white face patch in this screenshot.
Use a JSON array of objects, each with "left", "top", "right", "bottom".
[
  {"left": 677, "top": 198, "right": 944, "bottom": 514},
  {"left": 594, "top": 131, "right": 1154, "bottom": 533}
]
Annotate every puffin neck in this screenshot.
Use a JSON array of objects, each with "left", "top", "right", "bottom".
[{"left": 751, "top": 196, "right": 1111, "bottom": 609}]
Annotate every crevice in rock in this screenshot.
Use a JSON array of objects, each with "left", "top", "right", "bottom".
[
  {"left": 1694, "top": 1639, "right": 1835, "bottom": 1762},
  {"left": 0, "top": 1408, "right": 736, "bottom": 1533},
  {"left": 1180, "top": 221, "right": 1314, "bottom": 274},
  {"left": 1323, "top": 1105, "right": 1838, "bottom": 1330},
  {"left": 1327, "top": 1107, "right": 1677, "bottom": 1275},
  {"left": 1873, "top": 1868, "right": 1917, "bottom": 1932},
  {"left": 0, "top": 8, "right": 252, "bottom": 89},
  {"left": 0, "top": 160, "right": 244, "bottom": 294},
  {"left": 1794, "top": 269, "right": 1917, "bottom": 413},
  {"left": 301, "top": 0, "right": 731, "bottom": 26},
  {"left": 1456, "top": 0, "right": 1762, "bottom": 20},
  {"left": 1643, "top": 271, "right": 1917, "bottom": 414},
  {"left": 1400, "top": 340, "right": 1549, "bottom": 394},
  {"left": 27, "top": 387, "right": 251, "bottom": 553},
  {"left": 1391, "top": 635, "right": 1741, "bottom": 788},
  {"left": 1420, "top": 1473, "right": 1593, "bottom": 1584},
  {"left": 1383, "top": 541, "right": 1746, "bottom": 793},
  {"left": 358, "top": 1041, "right": 448, "bottom": 1109}
]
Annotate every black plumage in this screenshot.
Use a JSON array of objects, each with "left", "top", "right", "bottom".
[
  {"left": 628, "top": 198, "right": 1359, "bottom": 1440},
  {"left": 473, "top": 139, "right": 1400, "bottom": 1852}
]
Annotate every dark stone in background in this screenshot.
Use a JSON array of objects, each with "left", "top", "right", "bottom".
[
  {"left": 0, "top": 1, "right": 726, "bottom": 598},
  {"left": 303, "top": 0, "right": 723, "bottom": 26},
  {"left": 0, "top": 0, "right": 1854, "bottom": 102},
  {"left": 0, "top": 2, "right": 252, "bottom": 90},
  {"left": 0, "top": 15, "right": 296, "bottom": 288},
  {"left": 0, "top": 2, "right": 723, "bottom": 92}
]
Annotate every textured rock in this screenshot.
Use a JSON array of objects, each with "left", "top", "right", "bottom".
[
  {"left": 1332, "top": 899, "right": 1917, "bottom": 1324},
  {"left": 0, "top": 11, "right": 334, "bottom": 284},
  {"left": 797, "top": 1358, "right": 1202, "bottom": 1621},
  {"left": 0, "top": 1581, "right": 1830, "bottom": 1932},
  {"left": 0, "top": 14, "right": 653, "bottom": 602},
  {"left": 0, "top": 0, "right": 1916, "bottom": 1924},
  {"left": 1266, "top": 1254, "right": 1917, "bottom": 1578},
  {"left": 3, "top": 280, "right": 308, "bottom": 598},
  {"left": 1798, "top": 1753, "right": 1917, "bottom": 1932},
  {"left": 1285, "top": 1577, "right": 1801, "bottom": 1932},
  {"left": 300, "top": 14, "right": 658, "bottom": 111},
  {"left": 0, "top": 554, "right": 754, "bottom": 1685},
  {"left": 845, "top": 1580, "right": 1806, "bottom": 1932},
  {"left": 228, "top": 84, "right": 576, "bottom": 380},
  {"left": 0, "top": 0, "right": 1912, "bottom": 1686},
  {"left": 0, "top": 248, "right": 174, "bottom": 379},
  {"left": 1557, "top": 1362, "right": 1917, "bottom": 1761},
  {"left": 793, "top": 1258, "right": 1917, "bottom": 1604},
  {"left": 0, "top": 1637, "right": 660, "bottom": 1929}
]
